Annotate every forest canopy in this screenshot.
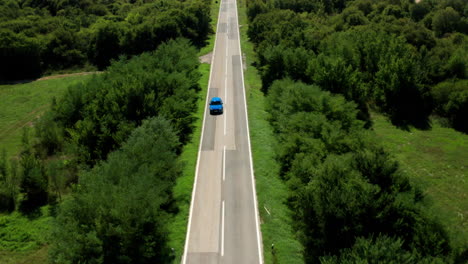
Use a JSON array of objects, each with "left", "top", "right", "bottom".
[
  {"left": 0, "top": 0, "right": 211, "bottom": 80},
  {"left": 248, "top": 0, "right": 468, "bottom": 262},
  {"left": 247, "top": 0, "right": 468, "bottom": 133}
]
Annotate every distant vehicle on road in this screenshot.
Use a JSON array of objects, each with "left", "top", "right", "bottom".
[{"left": 209, "top": 97, "right": 224, "bottom": 115}]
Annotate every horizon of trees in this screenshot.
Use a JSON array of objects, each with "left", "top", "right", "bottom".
[
  {"left": 247, "top": 0, "right": 468, "bottom": 133},
  {"left": 0, "top": 0, "right": 212, "bottom": 81}
]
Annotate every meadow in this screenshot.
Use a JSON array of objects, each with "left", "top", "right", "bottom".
[
  {"left": 0, "top": 75, "right": 94, "bottom": 159},
  {"left": 372, "top": 113, "right": 468, "bottom": 251},
  {"left": 0, "top": 75, "right": 95, "bottom": 264}
]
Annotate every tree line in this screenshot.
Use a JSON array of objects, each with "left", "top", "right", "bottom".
[
  {"left": 50, "top": 116, "right": 180, "bottom": 263},
  {"left": 247, "top": 0, "right": 467, "bottom": 133},
  {"left": 246, "top": 0, "right": 467, "bottom": 262},
  {"left": 267, "top": 79, "right": 455, "bottom": 263},
  {"left": 0, "top": 0, "right": 211, "bottom": 81},
  {"left": 0, "top": 38, "right": 203, "bottom": 262}
]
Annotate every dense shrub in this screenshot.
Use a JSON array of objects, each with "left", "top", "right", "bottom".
[
  {"left": 50, "top": 117, "right": 180, "bottom": 263},
  {"left": 432, "top": 80, "right": 468, "bottom": 133},
  {"left": 38, "top": 38, "right": 200, "bottom": 164},
  {"left": 266, "top": 79, "right": 452, "bottom": 262}
]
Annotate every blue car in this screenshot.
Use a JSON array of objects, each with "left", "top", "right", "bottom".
[{"left": 209, "top": 97, "right": 223, "bottom": 115}]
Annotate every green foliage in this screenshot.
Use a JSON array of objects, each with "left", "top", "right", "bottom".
[
  {"left": 265, "top": 78, "right": 453, "bottom": 262},
  {"left": 34, "top": 110, "right": 65, "bottom": 156},
  {"left": 432, "top": 7, "right": 461, "bottom": 37},
  {"left": 43, "top": 26, "right": 86, "bottom": 70},
  {"left": 39, "top": 38, "right": 200, "bottom": 164},
  {"left": 258, "top": 45, "right": 314, "bottom": 92},
  {"left": 246, "top": 1, "right": 466, "bottom": 261},
  {"left": 248, "top": 9, "right": 307, "bottom": 47},
  {"left": 246, "top": 0, "right": 468, "bottom": 133},
  {"left": 18, "top": 128, "right": 48, "bottom": 215},
  {"left": 0, "top": 207, "right": 52, "bottom": 253},
  {"left": 246, "top": 0, "right": 268, "bottom": 22},
  {"left": 90, "top": 19, "right": 123, "bottom": 69},
  {"left": 432, "top": 79, "right": 468, "bottom": 133},
  {"left": 374, "top": 43, "right": 431, "bottom": 128},
  {"left": 0, "top": 28, "right": 42, "bottom": 81},
  {"left": 410, "top": 1, "right": 431, "bottom": 21},
  {"left": 0, "top": 150, "right": 19, "bottom": 213},
  {"left": 50, "top": 117, "right": 181, "bottom": 263},
  {"left": 320, "top": 236, "right": 445, "bottom": 264},
  {"left": 0, "top": 0, "right": 212, "bottom": 80}
]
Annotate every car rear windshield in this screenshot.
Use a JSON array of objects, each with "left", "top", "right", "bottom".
[{"left": 211, "top": 101, "right": 221, "bottom": 105}]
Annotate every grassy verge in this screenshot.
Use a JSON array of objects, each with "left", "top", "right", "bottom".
[
  {"left": 372, "top": 113, "right": 468, "bottom": 251},
  {"left": 0, "top": 75, "right": 94, "bottom": 159},
  {"left": 168, "top": 0, "right": 220, "bottom": 261},
  {"left": 238, "top": 0, "right": 304, "bottom": 263}
]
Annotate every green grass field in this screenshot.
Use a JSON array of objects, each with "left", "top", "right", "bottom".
[
  {"left": 0, "top": 75, "right": 94, "bottom": 159},
  {"left": 372, "top": 113, "right": 468, "bottom": 251},
  {"left": 167, "top": 0, "right": 220, "bottom": 261},
  {"left": 238, "top": 0, "right": 304, "bottom": 263}
]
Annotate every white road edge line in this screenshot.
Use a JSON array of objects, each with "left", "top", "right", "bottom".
[
  {"left": 234, "top": 0, "right": 264, "bottom": 263},
  {"left": 221, "top": 200, "right": 225, "bottom": 257},
  {"left": 182, "top": 0, "right": 223, "bottom": 262}
]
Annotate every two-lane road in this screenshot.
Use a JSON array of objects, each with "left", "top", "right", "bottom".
[{"left": 182, "top": 0, "right": 263, "bottom": 263}]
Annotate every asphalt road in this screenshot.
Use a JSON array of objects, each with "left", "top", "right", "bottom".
[{"left": 182, "top": 0, "right": 263, "bottom": 263}]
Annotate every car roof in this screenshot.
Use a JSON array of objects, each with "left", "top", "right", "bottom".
[{"left": 211, "top": 97, "right": 222, "bottom": 102}]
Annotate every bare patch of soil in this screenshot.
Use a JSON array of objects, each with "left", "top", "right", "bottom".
[{"left": 199, "top": 52, "right": 213, "bottom": 64}]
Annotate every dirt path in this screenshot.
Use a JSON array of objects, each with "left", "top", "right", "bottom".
[
  {"left": 36, "top": 71, "right": 101, "bottom": 81},
  {"left": 0, "top": 104, "right": 49, "bottom": 140}
]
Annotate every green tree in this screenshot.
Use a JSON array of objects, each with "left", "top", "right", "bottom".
[
  {"left": 43, "top": 26, "right": 86, "bottom": 69},
  {"left": 320, "top": 236, "right": 446, "bottom": 264},
  {"left": 432, "top": 79, "right": 468, "bottom": 133},
  {"left": 247, "top": 0, "right": 269, "bottom": 22},
  {"left": 432, "top": 7, "right": 461, "bottom": 37},
  {"left": 410, "top": 1, "right": 431, "bottom": 22},
  {"left": 50, "top": 117, "right": 180, "bottom": 263},
  {"left": 374, "top": 37, "right": 431, "bottom": 128},
  {"left": 0, "top": 28, "right": 42, "bottom": 80},
  {"left": 90, "top": 20, "right": 123, "bottom": 69},
  {"left": 18, "top": 128, "right": 49, "bottom": 214}
]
